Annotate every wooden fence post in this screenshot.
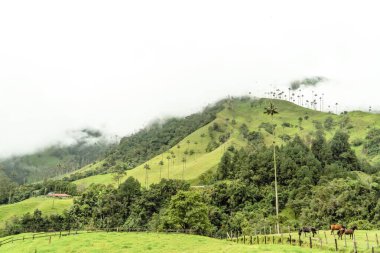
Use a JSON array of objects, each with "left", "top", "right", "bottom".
[
  {"left": 309, "top": 237, "right": 312, "bottom": 249},
  {"left": 298, "top": 234, "right": 301, "bottom": 247},
  {"left": 366, "top": 233, "right": 369, "bottom": 250},
  {"left": 264, "top": 236, "right": 267, "bottom": 244},
  {"left": 281, "top": 233, "right": 283, "bottom": 244},
  {"left": 376, "top": 233, "right": 379, "bottom": 247},
  {"left": 324, "top": 231, "right": 328, "bottom": 244},
  {"left": 344, "top": 234, "right": 347, "bottom": 247},
  {"left": 257, "top": 235, "right": 259, "bottom": 245},
  {"left": 372, "top": 246, "right": 374, "bottom": 253},
  {"left": 353, "top": 235, "right": 358, "bottom": 253},
  {"left": 334, "top": 238, "right": 338, "bottom": 251},
  {"left": 272, "top": 236, "right": 274, "bottom": 244},
  {"left": 243, "top": 235, "right": 246, "bottom": 244},
  {"left": 49, "top": 236, "right": 51, "bottom": 244},
  {"left": 289, "top": 235, "right": 292, "bottom": 245},
  {"left": 250, "top": 235, "right": 253, "bottom": 245}
]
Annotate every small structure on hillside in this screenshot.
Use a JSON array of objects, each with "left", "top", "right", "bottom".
[{"left": 47, "top": 192, "right": 71, "bottom": 198}]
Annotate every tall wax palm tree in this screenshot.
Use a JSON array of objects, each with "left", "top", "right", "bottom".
[
  {"left": 166, "top": 156, "right": 171, "bottom": 179},
  {"left": 158, "top": 160, "right": 164, "bottom": 180},
  {"left": 264, "top": 102, "right": 280, "bottom": 235},
  {"left": 182, "top": 157, "right": 186, "bottom": 180},
  {"left": 144, "top": 164, "right": 150, "bottom": 188},
  {"left": 171, "top": 154, "right": 176, "bottom": 166},
  {"left": 177, "top": 145, "right": 181, "bottom": 160},
  {"left": 321, "top": 93, "right": 325, "bottom": 111}
]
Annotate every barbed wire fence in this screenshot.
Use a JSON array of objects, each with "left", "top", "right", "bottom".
[{"left": 0, "top": 226, "right": 379, "bottom": 252}]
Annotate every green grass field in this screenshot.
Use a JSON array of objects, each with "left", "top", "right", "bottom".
[
  {"left": 0, "top": 232, "right": 331, "bottom": 253},
  {"left": 0, "top": 197, "right": 73, "bottom": 228},
  {"left": 270, "top": 230, "right": 380, "bottom": 252},
  {"left": 2, "top": 230, "right": 379, "bottom": 252},
  {"left": 72, "top": 98, "right": 380, "bottom": 189}
]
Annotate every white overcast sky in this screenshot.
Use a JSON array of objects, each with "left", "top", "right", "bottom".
[{"left": 1, "top": 0, "right": 380, "bottom": 157}]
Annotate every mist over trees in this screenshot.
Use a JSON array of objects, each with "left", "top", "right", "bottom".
[{"left": 0, "top": 128, "right": 113, "bottom": 184}]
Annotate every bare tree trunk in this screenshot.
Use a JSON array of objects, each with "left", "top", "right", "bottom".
[{"left": 273, "top": 117, "right": 280, "bottom": 235}]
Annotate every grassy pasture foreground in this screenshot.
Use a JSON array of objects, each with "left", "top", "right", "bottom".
[{"left": 0, "top": 232, "right": 326, "bottom": 253}]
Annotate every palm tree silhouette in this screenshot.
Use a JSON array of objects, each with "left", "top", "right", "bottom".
[
  {"left": 158, "top": 160, "right": 164, "bottom": 180},
  {"left": 166, "top": 156, "right": 171, "bottom": 179},
  {"left": 144, "top": 164, "right": 150, "bottom": 188},
  {"left": 264, "top": 102, "right": 280, "bottom": 234},
  {"left": 182, "top": 157, "right": 187, "bottom": 180}
]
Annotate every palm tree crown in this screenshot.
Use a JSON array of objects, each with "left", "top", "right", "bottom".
[{"left": 264, "top": 102, "right": 279, "bottom": 117}]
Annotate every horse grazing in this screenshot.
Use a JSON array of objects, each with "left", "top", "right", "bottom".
[
  {"left": 330, "top": 224, "right": 345, "bottom": 235},
  {"left": 338, "top": 225, "right": 358, "bottom": 239},
  {"left": 298, "top": 227, "right": 318, "bottom": 237}
]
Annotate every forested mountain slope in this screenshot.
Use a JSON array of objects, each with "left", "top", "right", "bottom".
[{"left": 69, "top": 97, "right": 380, "bottom": 188}]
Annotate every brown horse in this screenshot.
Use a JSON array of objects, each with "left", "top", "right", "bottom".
[
  {"left": 337, "top": 228, "right": 345, "bottom": 239},
  {"left": 330, "top": 224, "right": 345, "bottom": 235},
  {"left": 338, "top": 225, "right": 358, "bottom": 239}
]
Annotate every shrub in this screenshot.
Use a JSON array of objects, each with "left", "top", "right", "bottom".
[
  {"left": 352, "top": 139, "right": 363, "bottom": 147},
  {"left": 259, "top": 122, "right": 276, "bottom": 135}
]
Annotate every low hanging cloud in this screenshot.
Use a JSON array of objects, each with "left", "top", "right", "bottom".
[
  {"left": 290, "top": 76, "right": 328, "bottom": 90},
  {"left": 1, "top": 1, "right": 380, "bottom": 158}
]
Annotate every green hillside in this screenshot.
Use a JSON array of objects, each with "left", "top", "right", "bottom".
[
  {"left": 71, "top": 98, "right": 380, "bottom": 188},
  {"left": 0, "top": 197, "right": 73, "bottom": 228}
]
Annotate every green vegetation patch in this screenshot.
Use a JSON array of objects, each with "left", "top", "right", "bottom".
[{"left": 0, "top": 197, "right": 73, "bottom": 228}]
